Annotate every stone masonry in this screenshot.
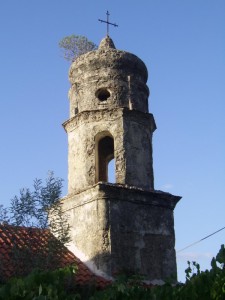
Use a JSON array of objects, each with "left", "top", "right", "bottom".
[{"left": 61, "top": 36, "right": 181, "bottom": 281}]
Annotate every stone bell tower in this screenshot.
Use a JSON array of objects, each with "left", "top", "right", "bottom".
[{"left": 62, "top": 36, "right": 181, "bottom": 281}]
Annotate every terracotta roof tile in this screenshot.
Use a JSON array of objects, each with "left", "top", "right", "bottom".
[{"left": 0, "top": 224, "right": 110, "bottom": 288}]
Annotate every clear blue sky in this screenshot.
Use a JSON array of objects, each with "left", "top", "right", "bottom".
[{"left": 0, "top": 1, "right": 224, "bottom": 282}]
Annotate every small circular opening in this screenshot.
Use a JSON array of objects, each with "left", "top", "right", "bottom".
[{"left": 96, "top": 88, "right": 110, "bottom": 101}]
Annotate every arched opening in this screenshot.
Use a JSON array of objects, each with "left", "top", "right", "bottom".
[{"left": 96, "top": 134, "right": 114, "bottom": 183}]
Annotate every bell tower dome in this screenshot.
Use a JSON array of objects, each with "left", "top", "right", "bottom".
[{"left": 62, "top": 36, "right": 181, "bottom": 282}]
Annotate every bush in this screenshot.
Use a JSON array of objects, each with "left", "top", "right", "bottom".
[
  {"left": 91, "top": 244, "right": 225, "bottom": 300},
  {"left": 0, "top": 266, "right": 79, "bottom": 300},
  {"left": 0, "top": 245, "right": 224, "bottom": 299}
]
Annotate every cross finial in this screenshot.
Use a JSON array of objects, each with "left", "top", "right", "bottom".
[{"left": 98, "top": 11, "right": 118, "bottom": 36}]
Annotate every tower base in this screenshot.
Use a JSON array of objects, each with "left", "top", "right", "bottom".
[{"left": 61, "top": 183, "right": 181, "bottom": 281}]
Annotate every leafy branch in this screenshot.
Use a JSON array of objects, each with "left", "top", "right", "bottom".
[{"left": 59, "top": 35, "right": 97, "bottom": 62}]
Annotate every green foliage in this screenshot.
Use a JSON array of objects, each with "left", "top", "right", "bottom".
[
  {"left": 180, "top": 245, "right": 225, "bottom": 300},
  {"left": 91, "top": 244, "right": 225, "bottom": 300},
  {"left": 0, "top": 245, "right": 224, "bottom": 299},
  {"left": 9, "top": 171, "right": 63, "bottom": 227},
  {"left": 90, "top": 275, "right": 152, "bottom": 300},
  {"left": 1, "top": 172, "right": 70, "bottom": 245},
  {"left": 59, "top": 35, "right": 97, "bottom": 62},
  {"left": 0, "top": 205, "right": 9, "bottom": 224},
  {"left": 0, "top": 266, "right": 79, "bottom": 300},
  {"left": 0, "top": 172, "right": 71, "bottom": 281}
]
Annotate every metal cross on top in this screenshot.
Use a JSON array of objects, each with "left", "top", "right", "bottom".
[{"left": 98, "top": 11, "right": 118, "bottom": 36}]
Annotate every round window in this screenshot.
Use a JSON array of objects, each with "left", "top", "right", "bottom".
[{"left": 96, "top": 88, "right": 110, "bottom": 101}]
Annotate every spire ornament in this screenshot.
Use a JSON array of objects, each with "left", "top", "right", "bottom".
[{"left": 98, "top": 11, "right": 118, "bottom": 36}]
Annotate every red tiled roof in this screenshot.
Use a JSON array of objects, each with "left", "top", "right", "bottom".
[{"left": 0, "top": 224, "right": 110, "bottom": 288}]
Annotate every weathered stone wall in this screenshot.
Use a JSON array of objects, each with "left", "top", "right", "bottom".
[
  {"left": 63, "top": 108, "right": 155, "bottom": 194},
  {"left": 108, "top": 186, "right": 178, "bottom": 280},
  {"left": 63, "top": 109, "right": 124, "bottom": 194},
  {"left": 64, "top": 36, "right": 156, "bottom": 193},
  {"left": 123, "top": 109, "right": 155, "bottom": 190},
  {"left": 68, "top": 46, "right": 149, "bottom": 117},
  {"left": 62, "top": 185, "right": 112, "bottom": 275},
  {"left": 61, "top": 183, "right": 181, "bottom": 281}
]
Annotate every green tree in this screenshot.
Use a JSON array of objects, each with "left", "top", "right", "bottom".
[
  {"left": 59, "top": 35, "right": 97, "bottom": 62},
  {"left": 0, "top": 205, "right": 9, "bottom": 224},
  {"left": 0, "top": 172, "right": 71, "bottom": 281},
  {"left": 8, "top": 171, "right": 70, "bottom": 244}
]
